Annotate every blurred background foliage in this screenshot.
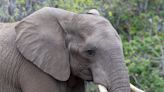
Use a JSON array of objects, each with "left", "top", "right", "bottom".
[{"left": 0, "top": 0, "right": 164, "bottom": 92}]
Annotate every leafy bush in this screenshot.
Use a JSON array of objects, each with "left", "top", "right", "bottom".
[{"left": 124, "top": 34, "right": 164, "bottom": 92}]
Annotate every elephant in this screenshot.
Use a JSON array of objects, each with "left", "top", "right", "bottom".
[{"left": 0, "top": 7, "right": 130, "bottom": 92}]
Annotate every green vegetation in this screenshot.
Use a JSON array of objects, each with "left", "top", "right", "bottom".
[{"left": 0, "top": 0, "right": 163, "bottom": 92}]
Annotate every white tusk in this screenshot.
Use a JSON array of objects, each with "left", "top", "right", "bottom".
[
  {"left": 98, "top": 83, "right": 144, "bottom": 92},
  {"left": 98, "top": 84, "right": 108, "bottom": 92},
  {"left": 130, "top": 83, "right": 144, "bottom": 92}
]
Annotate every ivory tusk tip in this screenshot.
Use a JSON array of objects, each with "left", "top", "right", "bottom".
[
  {"left": 98, "top": 84, "right": 108, "bottom": 92},
  {"left": 130, "top": 83, "right": 145, "bottom": 92}
]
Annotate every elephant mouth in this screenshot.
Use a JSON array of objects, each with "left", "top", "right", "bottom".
[{"left": 78, "top": 69, "right": 93, "bottom": 81}]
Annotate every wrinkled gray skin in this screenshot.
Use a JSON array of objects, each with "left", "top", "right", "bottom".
[{"left": 0, "top": 7, "right": 130, "bottom": 92}]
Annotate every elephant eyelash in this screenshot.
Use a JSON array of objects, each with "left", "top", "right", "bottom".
[{"left": 85, "top": 49, "right": 96, "bottom": 56}]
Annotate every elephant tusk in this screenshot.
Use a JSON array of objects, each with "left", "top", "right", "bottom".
[
  {"left": 130, "top": 83, "right": 145, "bottom": 92},
  {"left": 97, "top": 84, "right": 108, "bottom": 92},
  {"left": 97, "top": 83, "right": 144, "bottom": 92}
]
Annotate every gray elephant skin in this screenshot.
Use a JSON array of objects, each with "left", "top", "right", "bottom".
[{"left": 0, "top": 7, "right": 130, "bottom": 92}]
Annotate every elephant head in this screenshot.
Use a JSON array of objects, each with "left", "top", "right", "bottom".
[{"left": 15, "top": 7, "right": 130, "bottom": 92}]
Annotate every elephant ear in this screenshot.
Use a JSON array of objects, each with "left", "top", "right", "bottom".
[
  {"left": 15, "top": 8, "right": 70, "bottom": 81},
  {"left": 87, "top": 9, "right": 100, "bottom": 15}
]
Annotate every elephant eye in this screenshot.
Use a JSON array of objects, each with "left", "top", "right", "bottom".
[{"left": 85, "top": 49, "right": 96, "bottom": 56}]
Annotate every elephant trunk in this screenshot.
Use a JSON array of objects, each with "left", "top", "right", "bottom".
[
  {"left": 92, "top": 48, "right": 130, "bottom": 92},
  {"left": 107, "top": 61, "right": 130, "bottom": 92},
  {"left": 108, "top": 50, "right": 130, "bottom": 92},
  {"left": 92, "top": 62, "right": 130, "bottom": 92}
]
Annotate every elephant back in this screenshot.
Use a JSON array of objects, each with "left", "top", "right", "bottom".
[
  {"left": 0, "top": 22, "right": 17, "bottom": 62},
  {"left": 0, "top": 22, "right": 22, "bottom": 92}
]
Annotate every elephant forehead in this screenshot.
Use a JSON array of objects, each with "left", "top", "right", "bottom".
[
  {"left": 80, "top": 14, "right": 107, "bottom": 21},
  {"left": 75, "top": 14, "right": 109, "bottom": 28},
  {"left": 85, "top": 29, "right": 121, "bottom": 50},
  {"left": 76, "top": 22, "right": 111, "bottom": 39},
  {"left": 87, "top": 24, "right": 117, "bottom": 40}
]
